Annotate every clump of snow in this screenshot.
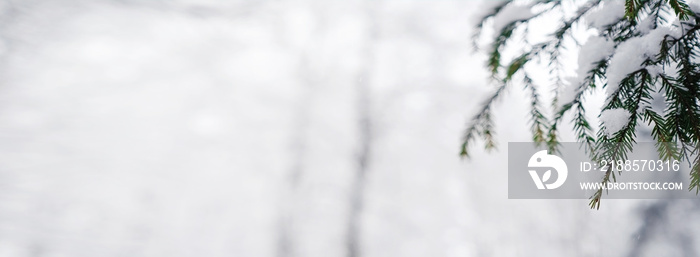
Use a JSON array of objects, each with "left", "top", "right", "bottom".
[
  {"left": 576, "top": 35, "right": 615, "bottom": 81},
  {"left": 558, "top": 36, "right": 614, "bottom": 109},
  {"left": 637, "top": 15, "right": 656, "bottom": 34},
  {"left": 646, "top": 65, "right": 663, "bottom": 77},
  {"left": 600, "top": 108, "right": 632, "bottom": 136},
  {"left": 492, "top": 3, "right": 535, "bottom": 34},
  {"left": 586, "top": 0, "right": 625, "bottom": 29},
  {"left": 606, "top": 26, "right": 681, "bottom": 95}
]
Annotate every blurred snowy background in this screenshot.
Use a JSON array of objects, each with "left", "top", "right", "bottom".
[{"left": 0, "top": 0, "right": 697, "bottom": 256}]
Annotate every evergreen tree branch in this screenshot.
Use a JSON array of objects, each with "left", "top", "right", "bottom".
[
  {"left": 460, "top": 83, "right": 508, "bottom": 157},
  {"left": 589, "top": 70, "right": 651, "bottom": 209},
  {"left": 466, "top": 0, "right": 700, "bottom": 208},
  {"left": 523, "top": 74, "right": 549, "bottom": 145}
]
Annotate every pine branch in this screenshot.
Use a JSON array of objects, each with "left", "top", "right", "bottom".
[
  {"left": 690, "top": 153, "right": 700, "bottom": 193},
  {"left": 472, "top": 1, "right": 511, "bottom": 51},
  {"left": 466, "top": 0, "right": 700, "bottom": 208},
  {"left": 589, "top": 69, "right": 654, "bottom": 209},
  {"left": 625, "top": 0, "right": 643, "bottom": 21},
  {"left": 488, "top": 22, "right": 519, "bottom": 77},
  {"left": 460, "top": 83, "right": 508, "bottom": 157},
  {"left": 523, "top": 74, "right": 549, "bottom": 145},
  {"left": 551, "top": 60, "right": 607, "bottom": 154},
  {"left": 667, "top": 0, "right": 694, "bottom": 20},
  {"left": 642, "top": 108, "right": 681, "bottom": 161}
]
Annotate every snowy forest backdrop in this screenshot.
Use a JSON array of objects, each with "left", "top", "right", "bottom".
[{"left": 0, "top": 0, "right": 697, "bottom": 256}]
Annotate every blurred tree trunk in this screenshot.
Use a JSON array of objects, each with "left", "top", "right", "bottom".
[
  {"left": 346, "top": 3, "right": 377, "bottom": 257},
  {"left": 276, "top": 53, "right": 313, "bottom": 257},
  {"left": 275, "top": 6, "right": 320, "bottom": 256}
]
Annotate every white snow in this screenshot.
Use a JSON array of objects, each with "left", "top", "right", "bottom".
[
  {"left": 600, "top": 108, "right": 632, "bottom": 135},
  {"left": 558, "top": 35, "right": 614, "bottom": 108},
  {"left": 585, "top": 0, "right": 625, "bottom": 29},
  {"left": 646, "top": 65, "right": 663, "bottom": 77},
  {"left": 472, "top": 0, "right": 508, "bottom": 25},
  {"left": 606, "top": 26, "right": 681, "bottom": 95},
  {"left": 580, "top": 35, "right": 615, "bottom": 75},
  {"left": 576, "top": 35, "right": 615, "bottom": 83},
  {"left": 688, "top": 0, "right": 700, "bottom": 15},
  {"left": 637, "top": 15, "right": 656, "bottom": 34},
  {"left": 492, "top": 3, "right": 535, "bottom": 34}
]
